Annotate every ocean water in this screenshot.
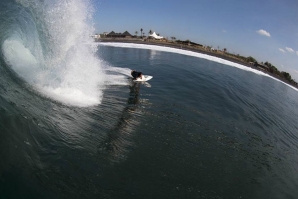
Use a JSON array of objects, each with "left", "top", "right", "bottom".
[{"left": 1, "top": 0, "right": 298, "bottom": 199}]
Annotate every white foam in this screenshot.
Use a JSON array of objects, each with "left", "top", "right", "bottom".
[
  {"left": 100, "top": 42, "right": 298, "bottom": 92},
  {"left": 40, "top": 86, "right": 100, "bottom": 107},
  {"left": 2, "top": 39, "right": 40, "bottom": 79},
  {"left": 3, "top": 0, "right": 108, "bottom": 107},
  {"left": 101, "top": 66, "right": 131, "bottom": 86}
]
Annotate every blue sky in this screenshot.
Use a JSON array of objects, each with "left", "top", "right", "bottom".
[{"left": 93, "top": 0, "right": 298, "bottom": 80}]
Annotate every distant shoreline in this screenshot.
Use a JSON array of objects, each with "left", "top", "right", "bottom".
[{"left": 98, "top": 38, "right": 298, "bottom": 89}]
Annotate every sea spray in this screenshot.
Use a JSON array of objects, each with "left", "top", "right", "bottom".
[{"left": 2, "top": 0, "right": 106, "bottom": 107}]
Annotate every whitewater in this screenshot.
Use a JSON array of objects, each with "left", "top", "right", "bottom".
[
  {"left": 1, "top": 0, "right": 108, "bottom": 107},
  {"left": 1, "top": 0, "right": 298, "bottom": 198},
  {"left": 1, "top": 0, "right": 296, "bottom": 109}
]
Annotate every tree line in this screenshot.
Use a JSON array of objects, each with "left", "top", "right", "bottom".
[
  {"left": 245, "top": 56, "right": 294, "bottom": 83},
  {"left": 134, "top": 28, "right": 296, "bottom": 85}
]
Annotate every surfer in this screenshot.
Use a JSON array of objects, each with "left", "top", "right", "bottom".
[{"left": 131, "top": 70, "right": 143, "bottom": 80}]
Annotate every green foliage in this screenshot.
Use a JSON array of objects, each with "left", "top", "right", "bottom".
[
  {"left": 281, "top": 71, "right": 292, "bottom": 81},
  {"left": 140, "top": 28, "right": 143, "bottom": 38},
  {"left": 264, "top": 61, "right": 272, "bottom": 67},
  {"left": 237, "top": 54, "right": 247, "bottom": 61},
  {"left": 246, "top": 56, "right": 256, "bottom": 63}
]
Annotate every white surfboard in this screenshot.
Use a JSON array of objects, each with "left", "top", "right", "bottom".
[{"left": 133, "top": 75, "right": 153, "bottom": 82}]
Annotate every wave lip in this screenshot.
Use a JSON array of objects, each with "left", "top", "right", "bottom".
[{"left": 1, "top": 0, "right": 106, "bottom": 107}]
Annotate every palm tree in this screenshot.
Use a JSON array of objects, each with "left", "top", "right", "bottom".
[
  {"left": 140, "top": 28, "right": 143, "bottom": 38},
  {"left": 148, "top": 30, "right": 152, "bottom": 41},
  {"left": 135, "top": 31, "right": 138, "bottom": 37}
]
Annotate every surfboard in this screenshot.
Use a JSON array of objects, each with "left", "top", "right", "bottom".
[{"left": 133, "top": 75, "right": 153, "bottom": 82}]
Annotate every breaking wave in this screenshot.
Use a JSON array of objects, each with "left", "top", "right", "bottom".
[{"left": 0, "top": 0, "right": 106, "bottom": 107}]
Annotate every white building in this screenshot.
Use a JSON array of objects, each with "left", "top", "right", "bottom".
[{"left": 148, "top": 32, "right": 163, "bottom": 40}]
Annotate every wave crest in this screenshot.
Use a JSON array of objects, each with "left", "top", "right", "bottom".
[{"left": 1, "top": 0, "right": 106, "bottom": 107}]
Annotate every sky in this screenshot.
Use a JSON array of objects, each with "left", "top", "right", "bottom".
[{"left": 93, "top": 0, "right": 298, "bottom": 80}]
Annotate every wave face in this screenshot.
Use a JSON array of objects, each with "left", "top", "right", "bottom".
[{"left": 0, "top": 0, "right": 105, "bottom": 107}]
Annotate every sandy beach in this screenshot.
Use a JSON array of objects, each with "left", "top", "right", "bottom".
[
  {"left": 99, "top": 38, "right": 298, "bottom": 89},
  {"left": 99, "top": 38, "right": 251, "bottom": 66}
]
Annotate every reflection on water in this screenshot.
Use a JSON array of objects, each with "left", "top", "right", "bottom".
[
  {"left": 128, "top": 82, "right": 141, "bottom": 105},
  {"left": 98, "top": 82, "right": 148, "bottom": 163},
  {"left": 150, "top": 50, "right": 158, "bottom": 60}
]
